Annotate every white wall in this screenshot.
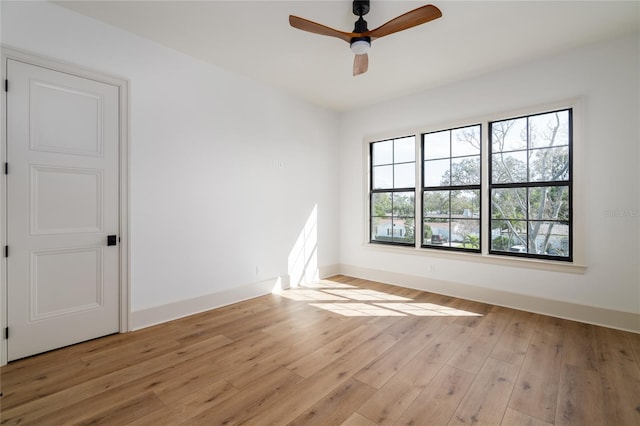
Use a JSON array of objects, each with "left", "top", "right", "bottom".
[
  {"left": 1, "top": 2, "right": 638, "bottom": 334},
  {"left": 338, "top": 34, "right": 640, "bottom": 327},
  {"left": 1, "top": 2, "right": 339, "bottom": 320}
]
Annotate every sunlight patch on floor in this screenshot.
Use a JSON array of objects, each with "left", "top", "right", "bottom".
[
  {"left": 300, "top": 280, "right": 356, "bottom": 289},
  {"left": 279, "top": 289, "right": 349, "bottom": 302},
  {"left": 280, "top": 280, "right": 484, "bottom": 318},
  {"left": 373, "top": 303, "right": 483, "bottom": 317},
  {"left": 321, "top": 289, "right": 412, "bottom": 302},
  {"left": 309, "top": 303, "right": 407, "bottom": 317}
]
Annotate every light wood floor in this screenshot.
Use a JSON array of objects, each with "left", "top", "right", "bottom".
[{"left": 1, "top": 275, "right": 639, "bottom": 425}]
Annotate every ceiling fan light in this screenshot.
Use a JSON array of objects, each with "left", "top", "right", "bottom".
[{"left": 350, "top": 39, "right": 371, "bottom": 55}]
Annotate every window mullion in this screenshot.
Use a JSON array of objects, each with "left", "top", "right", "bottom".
[
  {"left": 482, "top": 122, "right": 490, "bottom": 255},
  {"left": 415, "top": 133, "right": 422, "bottom": 248}
]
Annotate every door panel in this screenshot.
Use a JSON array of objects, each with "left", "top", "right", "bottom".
[
  {"left": 7, "top": 59, "right": 120, "bottom": 361},
  {"left": 31, "top": 247, "right": 103, "bottom": 320},
  {"left": 30, "top": 79, "right": 104, "bottom": 156},
  {"left": 31, "top": 166, "right": 103, "bottom": 234}
]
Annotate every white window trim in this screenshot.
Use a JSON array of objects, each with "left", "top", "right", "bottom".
[{"left": 363, "top": 99, "right": 586, "bottom": 274}]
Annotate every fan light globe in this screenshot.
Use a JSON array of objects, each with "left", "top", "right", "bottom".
[{"left": 350, "top": 39, "right": 370, "bottom": 55}]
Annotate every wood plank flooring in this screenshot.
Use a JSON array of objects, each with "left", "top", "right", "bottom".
[{"left": 1, "top": 275, "right": 639, "bottom": 425}]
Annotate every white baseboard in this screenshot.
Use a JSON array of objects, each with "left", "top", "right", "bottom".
[
  {"left": 130, "top": 265, "right": 340, "bottom": 331},
  {"left": 319, "top": 264, "right": 340, "bottom": 280},
  {"left": 337, "top": 264, "right": 640, "bottom": 334},
  {"left": 131, "top": 276, "right": 287, "bottom": 330}
]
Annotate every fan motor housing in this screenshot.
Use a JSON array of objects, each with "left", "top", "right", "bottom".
[{"left": 353, "top": 0, "right": 370, "bottom": 16}]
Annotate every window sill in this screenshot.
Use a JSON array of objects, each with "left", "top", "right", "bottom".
[{"left": 364, "top": 242, "right": 587, "bottom": 275}]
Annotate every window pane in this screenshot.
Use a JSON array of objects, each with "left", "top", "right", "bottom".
[
  {"left": 529, "top": 147, "right": 569, "bottom": 182},
  {"left": 492, "top": 118, "right": 527, "bottom": 152},
  {"left": 372, "top": 140, "right": 393, "bottom": 165},
  {"left": 451, "top": 219, "right": 480, "bottom": 248},
  {"left": 424, "top": 219, "right": 449, "bottom": 246},
  {"left": 373, "top": 165, "right": 392, "bottom": 189},
  {"left": 371, "top": 192, "right": 392, "bottom": 217},
  {"left": 490, "top": 219, "right": 528, "bottom": 251},
  {"left": 394, "top": 136, "right": 415, "bottom": 163},
  {"left": 424, "top": 159, "right": 450, "bottom": 187},
  {"left": 370, "top": 137, "right": 416, "bottom": 246},
  {"left": 492, "top": 151, "right": 527, "bottom": 183},
  {"left": 392, "top": 217, "right": 415, "bottom": 244},
  {"left": 424, "top": 131, "right": 450, "bottom": 159},
  {"left": 394, "top": 163, "right": 415, "bottom": 188},
  {"left": 489, "top": 108, "right": 571, "bottom": 260},
  {"left": 528, "top": 186, "right": 569, "bottom": 221},
  {"left": 529, "top": 221, "right": 570, "bottom": 257},
  {"left": 451, "top": 156, "right": 480, "bottom": 185},
  {"left": 423, "top": 190, "right": 449, "bottom": 216},
  {"left": 371, "top": 216, "right": 391, "bottom": 241},
  {"left": 529, "top": 110, "right": 569, "bottom": 148},
  {"left": 491, "top": 188, "right": 526, "bottom": 219},
  {"left": 451, "top": 189, "right": 480, "bottom": 218},
  {"left": 393, "top": 192, "right": 415, "bottom": 217},
  {"left": 452, "top": 125, "right": 481, "bottom": 157}
]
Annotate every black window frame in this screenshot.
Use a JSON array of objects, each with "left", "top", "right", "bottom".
[
  {"left": 421, "top": 124, "right": 482, "bottom": 253},
  {"left": 369, "top": 136, "right": 416, "bottom": 247},
  {"left": 488, "top": 108, "right": 573, "bottom": 261}
]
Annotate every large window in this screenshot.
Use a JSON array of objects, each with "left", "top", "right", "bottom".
[
  {"left": 368, "top": 106, "right": 573, "bottom": 262},
  {"left": 489, "top": 109, "right": 572, "bottom": 260},
  {"left": 423, "top": 125, "right": 481, "bottom": 252},
  {"left": 370, "top": 136, "right": 416, "bottom": 246}
]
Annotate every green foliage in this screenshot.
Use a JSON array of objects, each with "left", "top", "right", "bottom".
[
  {"left": 423, "top": 224, "right": 432, "bottom": 240},
  {"left": 442, "top": 158, "right": 480, "bottom": 186},
  {"left": 372, "top": 192, "right": 391, "bottom": 217},
  {"left": 463, "top": 234, "right": 480, "bottom": 249},
  {"left": 492, "top": 236, "right": 511, "bottom": 251}
]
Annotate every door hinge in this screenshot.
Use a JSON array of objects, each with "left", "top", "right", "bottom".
[
  {"left": 4, "top": 162, "right": 7, "bottom": 175},
  {"left": 4, "top": 79, "right": 7, "bottom": 92},
  {"left": 3, "top": 246, "right": 7, "bottom": 258},
  {"left": 4, "top": 328, "right": 8, "bottom": 340}
]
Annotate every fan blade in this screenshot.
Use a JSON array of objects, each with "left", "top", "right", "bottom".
[
  {"left": 289, "top": 15, "right": 354, "bottom": 43},
  {"left": 369, "top": 4, "right": 442, "bottom": 39},
  {"left": 353, "top": 54, "right": 369, "bottom": 76}
]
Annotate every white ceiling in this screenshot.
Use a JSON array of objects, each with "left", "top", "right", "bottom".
[{"left": 56, "top": 0, "right": 640, "bottom": 112}]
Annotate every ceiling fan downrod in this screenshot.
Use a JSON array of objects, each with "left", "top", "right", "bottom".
[{"left": 350, "top": 1, "right": 371, "bottom": 55}]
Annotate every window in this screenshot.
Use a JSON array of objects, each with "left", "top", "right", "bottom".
[
  {"left": 489, "top": 109, "right": 572, "bottom": 260},
  {"left": 367, "top": 105, "right": 573, "bottom": 263},
  {"left": 423, "top": 125, "right": 481, "bottom": 252},
  {"left": 370, "top": 136, "right": 416, "bottom": 246}
]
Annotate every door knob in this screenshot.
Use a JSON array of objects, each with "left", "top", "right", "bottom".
[{"left": 107, "top": 235, "right": 117, "bottom": 246}]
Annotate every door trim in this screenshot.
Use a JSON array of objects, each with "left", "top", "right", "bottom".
[{"left": 1, "top": 46, "right": 130, "bottom": 366}]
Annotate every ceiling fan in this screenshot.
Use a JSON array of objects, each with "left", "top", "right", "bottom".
[{"left": 289, "top": 1, "right": 442, "bottom": 76}]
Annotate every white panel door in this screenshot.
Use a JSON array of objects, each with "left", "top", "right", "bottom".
[{"left": 6, "top": 59, "right": 120, "bottom": 361}]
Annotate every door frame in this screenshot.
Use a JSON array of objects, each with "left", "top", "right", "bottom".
[{"left": 0, "top": 46, "right": 130, "bottom": 366}]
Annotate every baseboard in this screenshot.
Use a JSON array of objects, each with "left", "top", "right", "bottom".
[
  {"left": 319, "top": 264, "right": 340, "bottom": 281},
  {"left": 337, "top": 264, "right": 640, "bottom": 334},
  {"left": 130, "top": 265, "right": 340, "bottom": 331},
  {"left": 131, "top": 276, "right": 287, "bottom": 330}
]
